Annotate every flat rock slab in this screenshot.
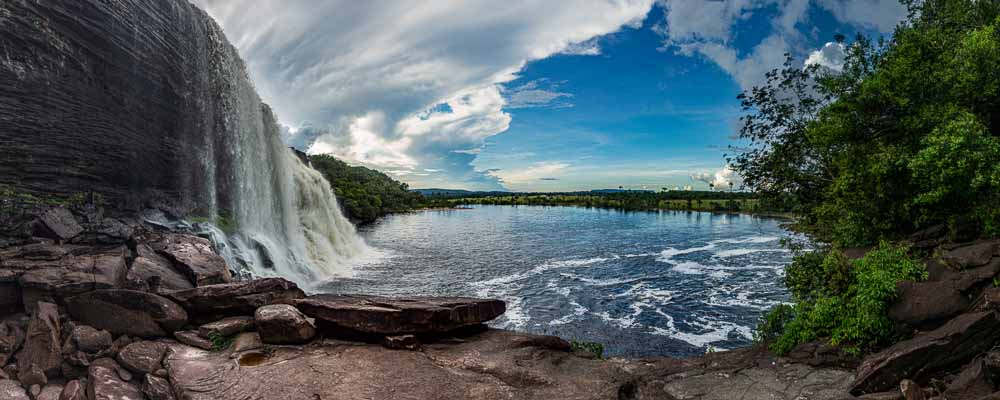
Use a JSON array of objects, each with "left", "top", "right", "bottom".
[
  {"left": 295, "top": 294, "right": 505, "bottom": 334},
  {"left": 35, "top": 207, "right": 83, "bottom": 242},
  {"left": 661, "top": 362, "right": 854, "bottom": 400},
  {"left": 888, "top": 280, "right": 970, "bottom": 327},
  {"left": 942, "top": 241, "right": 998, "bottom": 269},
  {"left": 164, "top": 278, "right": 304, "bottom": 322}
]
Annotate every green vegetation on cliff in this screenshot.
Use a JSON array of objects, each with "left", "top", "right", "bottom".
[
  {"left": 309, "top": 155, "right": 425, "bottom": 224},
  {"left": 744, "top": 0, "right": 1000, "bottom": 354}
]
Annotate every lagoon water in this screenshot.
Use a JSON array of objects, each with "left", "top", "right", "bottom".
[{"left": 320, "top": 205, "right": 796, "bottom": 358}]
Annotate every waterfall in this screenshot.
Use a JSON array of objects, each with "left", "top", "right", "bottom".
[{"left": 188, "top": 17, "right": 372, "bottom": 289}]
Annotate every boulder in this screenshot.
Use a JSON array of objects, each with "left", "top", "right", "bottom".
[
  {"left": 888, "top": 280, "right": 970, "bottom": 327},
  {"left": 926, "top": 257, "right": 1000, "bottom": 293},
  {"left": 295, "top": 294, "right": 506, "bottom": 335},
  {"left": 70, "top": 217, "right": 133, "bottom": 245},
  {"left": 66, "top": 290, "right": 188, "bottom": 338},
  {"left": 127, "top": 245, "right": 194, "bottom": 292},
  {"left": 151, "top": 234, "right": 230, "bottom": 286},
  {"left": 174, "top": 331, "right": 213, "bottom": 351},
  {"left": 116, "top": 341, "right": 167, "bottom": 375},
  {"left": 255, "top": 305, "right": 315, "bottom": 344},
  {"left": 942, "top": 241, "right": 998, "bottom": 269},
  {"left": 36, "top": 383, "right": 63, "bottom": 400},
  {"left": 16, "top": 301, "right": 62, "bottom": 378},
  {"left": 142, "top": 374, "right": 176, "bottom": 400},
  {"left": 231, "top": 332, "right": 263, "bottom": 352},
  {"left": 198, "top": 316, "right": 254, "bottom": 339},
  {"left": 17, "top": 246, "right": 128, "bottom": 311},
  {"left": 34, "top": 208, "right": 83, "bottom": 242},
  {"left": 70, "top": 325, "right": 113, "bottom": 354},
  {"left": 87, "top": 358, "right": 143, "bottom": 400},
  {"left": 852, "top": 311, "right": 1000, "bottom": 395},
  {"left": 0, "top": 379, "right": 29, "bottom": 400},
  {"left": 59, "top": 380, "right": 86, "bottom": 400},
  {"left": 163, "top": 278, "right": 305, "bottom": 322}
]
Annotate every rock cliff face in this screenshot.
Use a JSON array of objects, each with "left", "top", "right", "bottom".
[
  {"left": 0, "top": 0, "right": 236, "bottom": 213},
  {"left": 0, "top": 0, "right": 370, "bottom": 285}
]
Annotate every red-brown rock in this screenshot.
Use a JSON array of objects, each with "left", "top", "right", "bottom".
[
  {"left": 163, "top": 278, "right": 304, "bottom": 322},
  {"left": 295, "top": 294, "right": 505, "bottom": 335},
  {"left": 66, "top": 290, "right": 188, "bottom": 338}
]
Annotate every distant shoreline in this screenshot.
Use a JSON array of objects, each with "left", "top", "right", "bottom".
[{"left": 409, "top": 203, "right": 796, "bottom": 220}]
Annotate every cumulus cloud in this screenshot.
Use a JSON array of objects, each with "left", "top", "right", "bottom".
[
  {"left": 815, "top": 0, "right": 908, "bottom": 32},
  {"left": 690, "top": 166, "right": 743, "bottom": 190},
  {"left": 805, "top": 41, "right": 847, "bottom": 71},
  {"left": 190, "top": 0, "right": 655, "bottom": 189}
]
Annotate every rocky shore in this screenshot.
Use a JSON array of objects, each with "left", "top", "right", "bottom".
[{"left": 2, "top": 201, "right": 999, "bottom": 400}]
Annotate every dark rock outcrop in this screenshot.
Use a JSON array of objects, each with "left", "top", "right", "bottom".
[
  {"left": 942, "top": 241, "right": 998, "bottom": 269},
  {"left": 66, "top": 290, "right": 188, "bottom": 338},
  {"left": 163, "top": 278, "right": 305, "bottom": 322},
  {"left": 295, "top": 294, "right": 505, "bottom": 335},
  {"left": 0, "top": 0, "right": 268, "bottom": 214},
  {"left": 852, "top": 311, "right": 1000, "bottom": 394},
  {"left": 254, "top": 305, "right": 315, "bottom": 344},
  {"left": 128, "top": 244, "right": 194, "bottom": 292},
  {"left": 33, "top": 208, "right": 82, "bottom": 243}
]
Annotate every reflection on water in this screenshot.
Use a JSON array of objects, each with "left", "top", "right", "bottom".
[{"left": 318, "top": 205, "right": 795, "bottom": 358}]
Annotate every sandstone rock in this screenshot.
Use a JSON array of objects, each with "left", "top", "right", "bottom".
[
  {"left": 295, "top": 294, "right": 506, "bottom": 335},
  {"left": 17, "top": 302, "right": 62, "bottom": 378},
  {"left": 70, "top": 218, "right": 133, "bottom": 245},
  {"left": 34, "top": 208, "right": 83, "bottom": 242},
  {"left": 899, "top": 380, "right": 926, "bottom": 400},
  {"left": 174, "top": 331, "right": 213, "bottom": 350},
  {"left": 88, "top": 358, "right": 143, "bottom": 400},
  {"left": 942, "top": 241, "right": 997, "bottom": 269},
  {"left": 59, "top": 380, "right": 86, "bottom": 400},
  {"left": 151, "top": 234, "right": 230, "bottom": 286},
  {"left": 164, "top": 278, "right": 305, "bottom": 322},
  {"left": 0, "top": 275, "right": 21, "bottom": 315},
  {"left": 66, "top": 290, "right": 187, "bottom": 338},
  {"left": 926, "top": 257, "right": 1000, "bottom": 293},
  {"left": 116, "top": 341, "right": 167, "bottom": 375},
  {"left": 18, "top": 364, "right": 46, "bottom": 387},
  {"left": 127, "top": 245, "right": 193, "bottom": 292},
  {"left": 231, "top": 332, "right": 262, "bottom": 352},
  {"left": 37, "top": 383, "right": 63, "bottom": 400},
  {"left": 255, "top": 305, "right": 315, "bottom": 344},
  {"left": 70, "top": 325, "right": 113, "bottom": 354},
  {"left": 0, "top": 379, "right": 29, "bottom": 400},
  {"left": 142, "top": 374, "right": 176, "bottom": 400},
  {"left": 16, "top": 246, "right": 128, "bottom": 311},
  {"left": 382, "top": 334, "right": 420, "bottom": 351},
  {"left": 198, "top": 316, "right": 254, "bottom": 339},
  {"left": 852, "top": 311, "right": 1000, "bottom": 394},
  {"left": 784, "top": 340, "right": 860, "bottom": 369},
  {"left": 888, "top": 280, "right": 970, "bottom": 327}
]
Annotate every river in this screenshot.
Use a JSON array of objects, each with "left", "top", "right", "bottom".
[{"left": 320, "top": 205, "right": 797, "bottom": 358}]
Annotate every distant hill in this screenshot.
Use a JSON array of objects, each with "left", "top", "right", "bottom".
[{"left": 413, "top": 188, "right": 510, "bottom": 197}]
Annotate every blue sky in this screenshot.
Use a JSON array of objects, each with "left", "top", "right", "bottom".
[{"left": 194, "top": 0, "right": 908, "bottom": 191}]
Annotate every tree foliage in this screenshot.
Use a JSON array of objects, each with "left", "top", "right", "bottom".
[
  {"left": 731, "top": 0, "right": 1000, "bottom": 246},
  {"left": 309, "top": 155, "right": 424, "bottom": 224}
]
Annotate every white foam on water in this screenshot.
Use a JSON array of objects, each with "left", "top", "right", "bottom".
[
  {"left": 549, "top": 302, "right": 589, "bottom": 326},
  {"left": 649, "top": 312, "right": 753, "bottom": 349},
  {"left": 713, "top": 248, "right": 790, "bottom": 258}
]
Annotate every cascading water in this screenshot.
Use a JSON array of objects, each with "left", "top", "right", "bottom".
[{"left": 187, "top": 17, "right": 373, "bottom": 289}]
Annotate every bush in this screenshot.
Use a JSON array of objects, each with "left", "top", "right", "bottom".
[
  {"left": 764, "top": 242, "right": 926, "bottom": 355},
  {"left": 570, "top": 340, "right": 605, "bottom": 359}
]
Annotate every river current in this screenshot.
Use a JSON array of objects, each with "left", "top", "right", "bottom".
[{"left": 320, "top": 205, "right": 796, "bottom": 358}]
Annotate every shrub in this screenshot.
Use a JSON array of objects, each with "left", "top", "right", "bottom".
[
  {"left": 753, "top": 303, "right": 794, "bottom": 344},
  {"left": 570, "top": 340, "right": 605, "bottom": 359},
  {"left": 764, "top": 242, "right": 926, "bottom": 355}
]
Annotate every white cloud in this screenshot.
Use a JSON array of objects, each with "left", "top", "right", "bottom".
[
  {"left": 805, "top": 41, "right": 847, "bottom": 71},
  {"left": 190, "top": 0, "right": 655, "bottom": 189},
  {"left": 691, "top": 166, "right": 743, "bottom": 190},
  {"left": 488, "top": 162, "right": 571, "bottom": 186}
]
